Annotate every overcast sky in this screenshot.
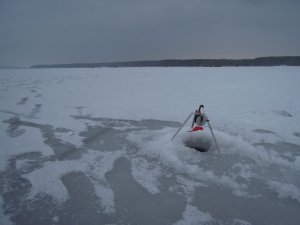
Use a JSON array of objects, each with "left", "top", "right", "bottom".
[{"left": 0, "top": 0, "right": 300, "bottom": 67}]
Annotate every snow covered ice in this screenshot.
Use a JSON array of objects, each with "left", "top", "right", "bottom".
[{"left": 0, "top": 67, "right": 300, "bottom": 225}]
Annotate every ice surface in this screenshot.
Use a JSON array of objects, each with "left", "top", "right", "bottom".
[
  {"left": 23, "top": 150, "right": 123, "bottom": 204},
  {"left": 0, "top": 196, "right": 13, "bottom": 225},
  {"left": 0, "top": 67, "right": 300, "bottom": 225},
  {"left": 131, "top": 157, "right": 162, "bottom": 194},
  {"left": 0, "top": 125, "right": 53, "bottom": 171},
  {"left": 268, "top": 181, "right": 300, "bottom": 203}
]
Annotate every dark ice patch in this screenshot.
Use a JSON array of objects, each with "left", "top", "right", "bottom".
[
  {"left": 9, "top": 128, "right": 26, "bottom": 137},
  {"left": 74, "top": 106, "right": 86, "bottom": 115},
  {"left": 5, "top": 193, "right": 58, "bottom": 225},
  {"left": 254, "top": 141, "right": 300, "bottom": 154},
  {"left": 5, "top": 117, "right": 26, "bottom": 137},
  {"left": 2, "top": 104, "right": 42, "bottom": 119},
  {"left": 252, "top": 129, "right": 276, "bottom": 135},
  {"left": 35, "top": 103, "right": 42, "bottom": 109},
  {"left": 0, "top": 109, "right": 20, "bottom": 117},
  {"left": 73, "top": 115, "right": 181, "bottom": 130},
  {"left": 0, "top": 152, "right": 57, "bottom": 225},
  {"left": 106, "top": 157, "right": 186, "bottom": 225},
  {"left": 58, "top": 172, "right": 112, "bottom": 225},
  {"left": 80, "top": 125, "right": 125, "bottom": 151},
  {"left": 294, "top": 132, "right": 300, "bottom": 138},
  {"left": 34, "top": 104, "right": 42, "bottom": 112},
  {"left": 28, "top": 104, "right": 42, "bottom": 118},
  {"left": 35, "top": 93, "right": 42, "bottom": 98},
  {"left": 193, "top": 184, "right": 300, "bottom": 225},
  {"left": 254, "top": 141, "right": 300, "bottom": 159},
  {"left": 17, "top": 97, "right": 29, "bottom": 105},
  {"left": 7, "top": 152, "right": 49, "bottom": 174},
  {"left": 273, "top": 110, "right": 293, "bottom": 117},
  {"left": 139, "top": 119, "right": 181, "bottom": 130},
  {"left": 54, "top": 127, "right": 73, "bottom": 133},
  {"left": 77, "top": 116, "right": 181, "bottom": 152}
]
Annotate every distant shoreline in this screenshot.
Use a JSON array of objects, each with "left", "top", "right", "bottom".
[{"left": 31, "top": 56, "right": 300, "bottom": 68}]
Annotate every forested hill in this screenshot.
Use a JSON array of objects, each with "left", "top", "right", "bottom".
[{"left": 31, "top": 56, "right": 300, "bottom": 68}]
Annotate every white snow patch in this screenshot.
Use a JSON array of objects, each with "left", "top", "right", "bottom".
[
  {"left": 173, "top": 204, "right": 215, "bottom": 225},
  {"left": 86, "top": 150, "right": 123, "bottom": 214},
  {"left": 54, "top": 130, "right": 83, "bottom": 148},
  {"left": 175, "top": 176, "right": 207, "bottom": 201},
  {"left": 93, "top": 184, "right": 115, "bottom": 214},
  {"left": 131, "top": 157, "right": 162, "bottom": 194},
  {"left": 22, "top": 150, "right": 123, "bottom": 209},
  {"left": 213, "top": 130, "right": 300, "bottom": 171},
  {"left": 86, "top": 150, "right": 123, "bottom": 180},
  {"left": 127, "top": 127, "right": 201, "bottom": 174},
  {"left": 127, "top": 128, "right": 250, "bottom": 197},
  {"left": 268, "top": 181, "right": 300, "bottom": 203},
  {"left": 232, "top": 163, "right": 254, "bottom": 180},
  {"left": 232, "top": 218, "right": 252, "bottom": 225},
  {"left": 52, "top": 216, "right": 59, "bottom": 223}
]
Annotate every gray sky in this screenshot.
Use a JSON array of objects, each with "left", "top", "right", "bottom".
[{"left": 1, "top": 0, "right": 300, "bottom": 67}]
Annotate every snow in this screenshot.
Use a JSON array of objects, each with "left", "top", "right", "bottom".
[
  {"left": 0, "top": 67, "right": 300, "bottom": 225},
  {"left": 268, "top": 180, "right": 300, "bottom": 203},
  {"left": 22, "top": 150, "right": 123, "bottom": 205},
  {"left": 173, "top": 205, "right": 215, "bottom": 225},
  {"left": 52, "top": 216, "right": 59, "bottom": 223},
  {"left": 131, "top": 157, "right": 162, "bottom": 194}
]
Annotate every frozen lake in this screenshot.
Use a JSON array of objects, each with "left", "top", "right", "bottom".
[{"left": 0, "top": 67, "right": 300, "bottom": 225}]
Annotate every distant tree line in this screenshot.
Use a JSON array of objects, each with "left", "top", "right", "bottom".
[{"left": 31, "top": 56, "right": 300, "bottom": 68}]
